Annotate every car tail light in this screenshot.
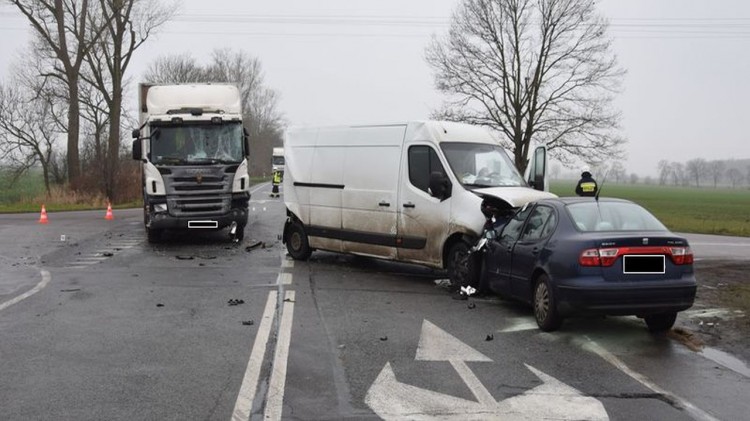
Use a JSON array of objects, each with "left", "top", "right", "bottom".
[
  {"left": 580, "top": 246, "right": 693, "bottom": 267},
  {"left": 598, "top": 248, "right": 619, "bottom": 267},
  {"left": 670, "top": 247, "right": 694, "bottom": 265},
  {"left": 579, "top": 249, "right": 601, "bottom": 266}
]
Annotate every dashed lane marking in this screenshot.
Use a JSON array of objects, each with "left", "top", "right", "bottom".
[{"left": 276, "top": 273, "right": 292, "bottom": 285}]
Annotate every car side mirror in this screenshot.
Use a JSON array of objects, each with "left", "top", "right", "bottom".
[{"left": 429, "top": 171, "right": 452, "bottom": 201}]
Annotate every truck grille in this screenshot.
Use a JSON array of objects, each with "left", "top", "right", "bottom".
[{"left": 161, "top": 166, "right": 234, "bottom": 217}]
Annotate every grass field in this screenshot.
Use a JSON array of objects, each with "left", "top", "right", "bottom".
[{"left": 550, "top": 180, "right": 750, "bottom": 237}]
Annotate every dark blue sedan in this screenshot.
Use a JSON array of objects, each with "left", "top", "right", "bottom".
[{"left": 479, "top": 197, "right": 697, "bottom": 332}]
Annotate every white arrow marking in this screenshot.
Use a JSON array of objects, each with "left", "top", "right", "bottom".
[{"left": 365, "top": 319, "right": 608, "bottom": 420}]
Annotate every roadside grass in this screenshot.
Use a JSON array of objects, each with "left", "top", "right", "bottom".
[
  {"left": 0, "top": 172, "right": 271, "bottom": 213},
  {"left": 551, "top": 181, "right": 750, "bottom": 237}
]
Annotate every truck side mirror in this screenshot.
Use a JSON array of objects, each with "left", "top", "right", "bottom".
[
  {"left": 429, "top": 171, "right": 452, "bottom": 201},
  {"left": 243, "top": 128, "right": 250, "bottom": 156},
  {"left": 132, "top": 129, "right": 140, "bottom": 139},
  {"left": 132, "top": 139, "right": 142, "bottom": 161}
]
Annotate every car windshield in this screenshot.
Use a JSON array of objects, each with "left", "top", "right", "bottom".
[
  {"left": 566, "top": 201, "right": 668, "bottom": 232},
  {"left": 440, "top": 142, "right": 526, "bottom": 188},
  {"left": 150, "top": 122, "right": 244, "bottom": 165}
]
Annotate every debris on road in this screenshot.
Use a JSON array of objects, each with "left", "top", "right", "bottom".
[
  {"left": 175, "top": 255, "right": 194, "bottom": 260},
  {"left": 468, "top": 302, "right": 476, "bottom": 309},
  {"left": 228, "top": 299, "right": 245, "bottom": 306},
  {"left": 486, "top": 334, "right": 494, "bottom": 341},
  {"left": 241, "top": 320, "right": 254, "bottom": 326},
  {"left": 60, "top": 288, "right": 81, "bottom": 293},
  {"left": 283, "top": 298, "right": 295, "bottom": 303},
  {"left": 380, "top": 336, "right": 388, "bottom": 341},
  {"left": 245, "top": 240, "right": 263, "bottom": 251},
  {"left": 460, "top": 286, "right": 477, "bottom": 296},
  {"left": 156, "top": 303, "right": 164, "bottom": 307},
  {"left": 99, "top": 252, "right": 114, "bottom": 257},
  {"left": 434, "top": 279, "right": 452, "bottom": 289}
]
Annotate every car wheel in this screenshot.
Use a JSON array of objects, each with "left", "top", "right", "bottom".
[
  {"left": 285, "top": 220, "right": 312, "bottom": 260},
  {"left": 644, "top": 312, "right": 677, "bottom": 333},
  {"left": 533, "top": 274, "right": 563, "bottom": 332},
  {"left": 447, "top": 241, "right": 479, "bottom": 290}
]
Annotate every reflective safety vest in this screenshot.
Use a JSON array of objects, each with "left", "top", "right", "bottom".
[
  {"left": 272, "top": 171, "right": 282, "bottom": 184},
  {"left": 579, "top": 182, "right": 596, "bottom": 193}
]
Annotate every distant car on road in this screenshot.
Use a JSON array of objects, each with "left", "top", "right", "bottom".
[{"left": 480, "top": 197, "right": 696, "bottom": 332}]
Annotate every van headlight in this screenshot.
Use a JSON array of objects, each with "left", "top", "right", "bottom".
[{"left": 154, "top": 203, "right": 168, "bottom": 213}]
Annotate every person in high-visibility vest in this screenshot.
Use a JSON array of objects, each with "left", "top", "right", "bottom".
[
  {"left": 575, "top": 167, "right": 598, "bottom": 197},
  {"left": 271, "top": 170, "right": 282, "bottom": 197}
]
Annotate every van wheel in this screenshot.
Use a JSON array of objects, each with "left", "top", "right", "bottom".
[
  {"left": 534, "top": 275, "right": 562, "bottom": 331},
  {"left": 447, "top": 241, "right": 479, "bottom": 290},
  {"left": 286, "top": 221, "right": 311, "bottom": 260},
  {"left": 644, "top": 312, "right": 677, "bottom": 333}
]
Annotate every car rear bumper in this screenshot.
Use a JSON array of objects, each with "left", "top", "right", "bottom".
[{"left": 556, "top": 278, "right": 697, "bottom": 316}]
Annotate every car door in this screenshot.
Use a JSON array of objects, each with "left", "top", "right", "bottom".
[
  {"left": 484, "top": 205, "right": 534, "bottom": 295},
  {"left": 397, "top": 144, "right": 452, "bottom": 265},
  {"left": 510, "top": 205, "right": 557, "bottom": 301}
]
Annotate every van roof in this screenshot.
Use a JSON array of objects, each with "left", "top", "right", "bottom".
[{"left": 286, "top": 120, "right": 502, "bottom": 146}]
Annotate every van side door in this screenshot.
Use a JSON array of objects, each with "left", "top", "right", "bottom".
[{"left": 396, "top": 144, "right": 452, "bottom": 266}]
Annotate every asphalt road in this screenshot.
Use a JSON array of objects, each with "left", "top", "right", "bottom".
[{"left": 1, "top": 183, "right": 748, "bottom": 420}]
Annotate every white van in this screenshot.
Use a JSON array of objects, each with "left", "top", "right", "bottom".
[{"left": 282, "top": 121, "right": 556, "bottom": 287}]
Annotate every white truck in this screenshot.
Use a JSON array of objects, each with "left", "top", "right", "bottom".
[
  {"left": 272, "top": 147, "right": 285, "bottom": 176},
  {"left": 131, "top": 83, "right": 251, "bottom": 242},
  {"left": 282, "top": 121, "right": 555, "bottom": 287}
]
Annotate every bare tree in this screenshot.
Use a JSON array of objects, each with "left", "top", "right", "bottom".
[
  {"left": 671, "top": 162, "right": 685, "bottom": 186},
  {"left": 8, "top": 0, "right": 112, "bottom": 184},
  {"left": 686, "top": 158, "right": 707, "bottom": 187},
  {"left": 727, "top": 168, "right": 743, "bottom": 188},
  {"left": 81, "top": 0, "right": 172, "bottom": 200},
  {"left": 629, "top": 173, "right": 639, "bottom": 184},
  {"left": 142, "top": 53, "right": 208, "bottom": 84},
  {"left": 706, "top": 160, "right": 725, "bottom": 188},
  {"left": 609, "top": 161, "right": 626, "bottom": 184},
  {"left": 0, "top": 80, "right": 63, "bottom": 195},
  {"left": 657, "top": 159, "right": 671, "bottom": 185},
  {"left": 426, "top": 0, "right": 625, "bottom": 174}
]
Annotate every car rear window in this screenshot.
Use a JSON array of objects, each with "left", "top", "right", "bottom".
[{"left": 566, "top": 202, "right": 668, "bottom": 232}]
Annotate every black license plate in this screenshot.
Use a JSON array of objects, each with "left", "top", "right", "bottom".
[{"left": 623, "top": 255, "right": 665, "bottom": 274}]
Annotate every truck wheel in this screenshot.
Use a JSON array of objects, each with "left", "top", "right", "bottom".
[
  {"left": 534, "top": 274, "right": 562, "bottom": 331},
  {"left": 147, "top": 227, "right": 162, "bottom": 243},
  {"left": 446, "top": 241, "right": 479, "bottom": 290},
  {"left": 286, "top": 221, "right": 311, "bottom": 260},
  {"left": 234, "top": 224, "right": 245, "bottom": 242},
  {"left": 644, "top": 312, "right": 677, "bottom": 333}
]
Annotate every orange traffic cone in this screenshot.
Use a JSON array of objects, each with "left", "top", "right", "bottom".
[
  {"left": 105, "top": 203, "right": 114, "bottom": 220},
  {"left": 38, "top": 205, "right": 49, "bottom": 224}
]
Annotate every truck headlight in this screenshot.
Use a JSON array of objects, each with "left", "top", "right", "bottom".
[{"left": 154, "top": 203, "right": 168, "bottom": 212}]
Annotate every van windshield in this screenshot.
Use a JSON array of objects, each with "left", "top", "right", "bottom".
[{"left": 441, "top": 142, "right": 526, "bottom": 188}]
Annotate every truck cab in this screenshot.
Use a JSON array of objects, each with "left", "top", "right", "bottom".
[{"left": 131, "top": 84, "right": 251, "bottom": 242}]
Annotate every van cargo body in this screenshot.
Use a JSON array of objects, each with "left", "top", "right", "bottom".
[
  {"left": 282, "top": 121, "right": 555, "bottom": 286},
  {"left": 131, "top": 84, "right": 251, "bottom": 242}
]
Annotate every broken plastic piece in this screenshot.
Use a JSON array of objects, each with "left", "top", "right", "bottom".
[
  {"left": 460, "top": 286, "right": 477, "bottom": 296},
  {"left": 486, "top": 334, "right": 494, "bottom": 341},
  {"left": 242, "top": 320, "right": 254, "bottom": 326}
]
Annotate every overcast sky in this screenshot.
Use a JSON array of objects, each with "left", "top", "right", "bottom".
[{"left": 1, "top": 0, "right": 748, "bottom": 177}]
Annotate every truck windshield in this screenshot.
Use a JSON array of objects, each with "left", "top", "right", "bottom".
[
  {"left": 440, "top": 142, "right": 526, "bottom": 188},
  {"left": 150, "top": 122, "right": 244, "bottom": 165},
  {"left": 272, "top": 156, "right": 285, "bottom": 165}
]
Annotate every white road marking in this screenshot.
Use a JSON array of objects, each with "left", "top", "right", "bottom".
[
  {"left": 231, "top": 290, "right": 278, "bottom": 421},
  {"left": 581, "top": 338, "right": 720, "bottom": 421},
  {"left": 0, "top": 270, "right": 51, "bottom": 312},
  {"left": 250, "top": 183, "right": 270, "bottom": 195},
  {"left": 276, "top": 273, "right": 292, "bottom": 285},
  {"left": 366, "top": 319, "right": 608, "bottom": 420},
  {"left": 264, "top": 290, "right": 296, "bottom": 421}
]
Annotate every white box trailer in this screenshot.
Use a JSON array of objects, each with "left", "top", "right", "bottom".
[{"left": 282, "top": 121, "right": 555, "bottom": 287}]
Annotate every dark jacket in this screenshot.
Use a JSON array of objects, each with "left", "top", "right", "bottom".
[{"left": 575, "top": 173, "right": 598, "bottom": 197}]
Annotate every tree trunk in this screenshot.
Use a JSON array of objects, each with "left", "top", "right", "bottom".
[{"left": 67, "top": 78, "right": 81, "bottom": 184}]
